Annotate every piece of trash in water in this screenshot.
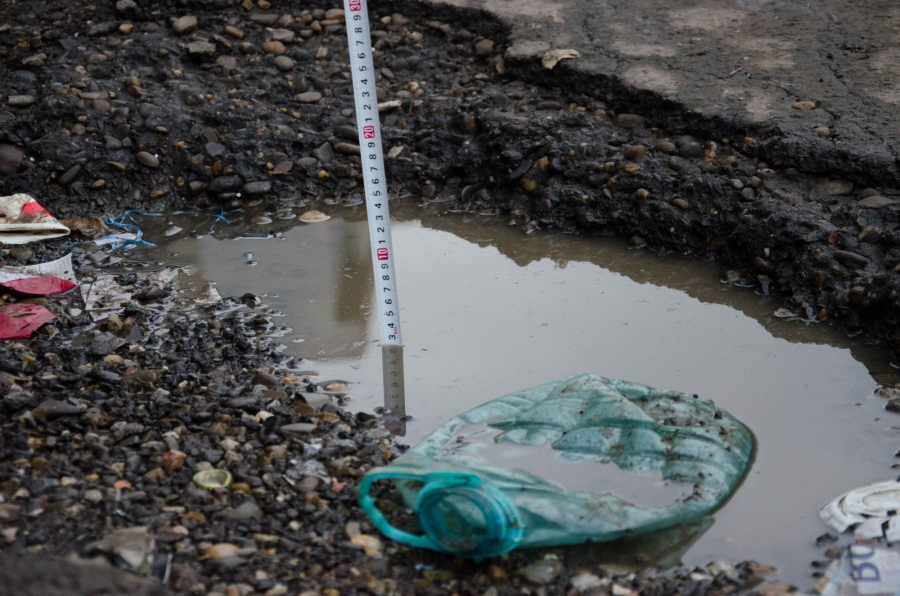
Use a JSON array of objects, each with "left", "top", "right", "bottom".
[
  {"left": 191, "top": 281, "right": 222, "bottom": 307},
  {"left": 0, "top": 194, "right": 70, "bottom": 244},
  {"left": 299, "top": 210, "right": 331, "bottom": 223},
  {"left": 815, "top": 545, "right": 900, "bottom": 596},
  {"left": 163, "top": 226, "right": 182, "bottom": 236},
  {"left": 252, "top": 215, "right": 272, "bottom": 225},
  {"left": 542, "top": 49, "right": 580, "bottom": 70},
  {"left": 0, "top": 304, "right": 56, "bottom": 341},
  {"left": 773, "top": 308, "right": 798, "bottom": 319},
  {"left": 359, "top": 373, "right": 755, "bottom": 558},
  {"left": 80, "top": 268, "right": 180, "bottom": 321},
  {"left": 820, "top": 481, "right": 900, "bottom": 541},
  {"left": 85, "top": 526, "right": 156, "bottom": 576},
  {"left": 193, "top": 469, "right": 232, "bottom": 490},
  {"left": 0, "top": 253, "right": 75, "bottom": 284},
  {"left": 0, "top": 276, "right": 75, "bottom": 296}
]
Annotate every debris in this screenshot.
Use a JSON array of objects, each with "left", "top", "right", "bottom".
[
  {"left": 359, "top": 374, "right": 754, "bottom": 557},
  {"left": 80, "top": 268, "right": 180, "bottom": 320},
  {"left": 815, "top": 545, "right": 900, "bottom": 596},
  {"left": 0, "top": 277, "right": 75, "bottom": 296},
  {"left": 820, "top": 481, "right": 900, "bottom": 538},
  {"left": 542, "top": 49, "right": 579, "bottom": 70},
  {"left": 85, "top": 526, "right": 155, "bottom": 574},
  {"left": 0, "top": 254, "right": 75, "bottom": 284},
  {"left": 298, "top": 210, "right": 331, "bottom": 223},
  {"left": 193, "top": 469, "right": 233, "bottom": 490},
  {"left": 0, "top": 304, "right": 55, "bottom": 340},
  {"left": 60, "top": 216, "right": 109, "bottom": 238},
  {"left": 0, "top": 194, "right": 70, "bottom": 244}
]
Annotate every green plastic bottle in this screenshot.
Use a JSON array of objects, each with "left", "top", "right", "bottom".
[{"left": 359, "top": 374, "right": 755, "bottom": 559}]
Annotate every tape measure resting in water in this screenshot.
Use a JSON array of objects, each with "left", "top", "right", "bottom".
[{"left": 343, "top": 0, "right": 406, "bottom": 424}]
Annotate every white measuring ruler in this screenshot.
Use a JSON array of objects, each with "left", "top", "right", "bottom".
[{"left": 343, "top": 0, "right": 405, "bottom": 430}]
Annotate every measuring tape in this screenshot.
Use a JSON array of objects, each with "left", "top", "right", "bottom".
[{"left": 343, "top": 0, "right": 406, "bottom": 424}]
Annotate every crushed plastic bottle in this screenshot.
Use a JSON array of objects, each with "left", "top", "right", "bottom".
[{"left": 359, "top": 374, "right": 755, "bottom": 559}]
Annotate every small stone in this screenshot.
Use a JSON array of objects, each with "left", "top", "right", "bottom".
[
  {"left": 0, "top": 144, "right": 24, "bottom": 175},
  {"left": 188, "top": 40, "right": 216, "bottom": 56},
  {"left": 119, "top": 23, "right": 133, "bottom": 34},
  {"left": 623, "top": 145, "right": 646, "bottom": 160},
  {"left": 656, "top": 140, "right": 676, "bottom": 153},
  {"left": 671, "top": 198, "right": 689, "bottom": 210},
  {"left": 474, "top": 38, "right": 495, "bottom": 57},
  {"left": 222, "top": 501, "right": 263, "bottom": 520},
  {"left": 634, "top": 188, "right": 649, "bottom": 200},
  {"left": 295, "top": 91, "right": 322, "bottom": 104},
  {"left": 22, "top": 53, "right": 47, "bottom": 67},
  {"left": 262, "top": 41, "right": 285, "bottom": 55},
  {"left": 8, "top": 247, "right": 34, "bottom": 261},
  {"left": 239, "top": 42, "right": 257, "bottom": 54},
  {"left": 242, "top": 181, "right": 272, "bottom": 195},
  {"left": 84, "top": 489, "right": 104, "bottom": 503},
  {"left": 270, "top": 28, "right": 295, "bottom": 43},
  {"left": 58, "top": 165, "right": 82, "bottom": 186},
  {"left": 792, "top": 101, "right": 816, "bottom": 110},
  {"left": 834, "top": 250, "right": 869, "bottom": 267},
  {"left": 325, "top": 8, "right": 345, "bottom": 19},
  {"left": 172, "top": 15, "right": 197, "bottom": 34},
  {"left": 208, "top": 175, "right": 242, "bottom": 193},
  {"left": 224, "top": 25, "right": 244, "bottom": 39},
  {"left": 274, "top": 55, "right": 294, "bottom": 71},
  {"left": 336, "top": 143, "right": 360, "bottom": 155},
  {"left": 350, "top": 534, "right": 383, "bottom": 557},
  {"left": 858, "top": 195, "right": 899, "bottom": 209},
  {"left": 859, "top": 226, "right": 881, "bottom": 244},
  {"left": 206, "top": 543, "right": 241, "bottom": 559},
  {"left": 616, "top": 113, "right": 644, "bottom": 129},
  {"left": 136, "top": 151, "right": 159, "bottom": 168},
  {"left": 279, "top": 422, "right": 317, "bottom": 435},
  {"left": 8, "top": 95, "right": 35, "bottom": 107},
  {"left": 205, "top": 142, "right": 226, "bottom": 157},
  {"left": 728, "top": 178, "right": 744, "bottom": 190},
  {"left": 518, "top": 560, "right": 564, "bottom": 585},
  {"left": 814, "top": 126, "right": 831, "bottom": 137}
]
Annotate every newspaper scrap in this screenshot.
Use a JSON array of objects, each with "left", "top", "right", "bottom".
[
  {"left": 80, "top": 269, "right": 180, "bottom": 321},
  {"left": 816, "top": 546, "right": 900, "bottom": 596},
  {"left": 0, "top": 194, "right": 70, "bottom": 244}
]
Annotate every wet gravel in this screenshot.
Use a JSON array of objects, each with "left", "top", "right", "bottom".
[{"left": 0, "top": 0, "right": 895, "bottom": 592}]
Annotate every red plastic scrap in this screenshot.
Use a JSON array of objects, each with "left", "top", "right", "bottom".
[
  {"left": 1, "top": 277, "right": 75, "bottom": 296},
  {"left": 0, "top": 304, "right": 56, "bottom": 340}
]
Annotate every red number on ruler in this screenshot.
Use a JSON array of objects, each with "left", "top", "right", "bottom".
[
  {"left": 349, "top": 0, "right": 361, "bottom": 11},
  {"left": 363, "top": 125, "right": 375, "bottom": 139},
  {"left": 377, "top": 248, "right": 389, "bottom": 260}
]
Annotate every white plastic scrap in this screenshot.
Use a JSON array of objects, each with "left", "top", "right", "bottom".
[
  {"left": 0, "top": 253, "right": 75, "bottom": 284},
  {"left": 0, "top": 193, "right": 70, "bottom": 244},
  {"left": 542, "top": 48, "right": 580, "bottom": 70},
  {"left": 820, "top": 481, "right": 900, "bottom": 538}
]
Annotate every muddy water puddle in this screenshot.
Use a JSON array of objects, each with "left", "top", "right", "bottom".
[{"left": 114, "top": 201, "right": 900, "bottom": 585}]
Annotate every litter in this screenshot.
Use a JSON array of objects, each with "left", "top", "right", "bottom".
[
  {"left": 0, "top": 276, "right": 75, "bottom": 295},
  {"left": 0, "top": 193, "right": 70, "bottom": 244},
  {"left": 820, "top": 481, "right": 900, "bottom": 540},
  {"left": 815, "top": 545, "right": 900, "bottom": 596},
  {"left": 542, "top": 49, "right": 580, "bottom": 70},
  {"left": 0, "top": 253, "right": 75, "bottom": 284},
  {"left": 299, "top": 210, "right": 331, "bottom": 223},
  {"left": 359, "top": 373, "right": 755, "bottom": 558},
  {"left": 85, "top": 526, "right": 156, "bottom": 576},
  {"left": 193, "top": 469, "right": 232, "bottom": 490},
  {"left": 0, "top": 304, "right": 56, "bottom": 340},
  {"left": 99, "top": 209, "right": 163, "bottom": 249},
  {"left": 80, "top": 268, "right": 180, "bottom": 321}
]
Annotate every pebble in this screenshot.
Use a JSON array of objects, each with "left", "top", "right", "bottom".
[
  {"left": 270, "top": 28, "right": 295, "bottom": 43},
  {"left": 273, "top": 55, "right": 295, "bottom": 71},
  {"left": 623, "top": 145, "right": 646, "bottom": 160},
  {"left": 59, "top": 165, "right": 82, "bottom": 185},
  {"left": 616, "top": 113, "right": 644, "bottom": 129},
  {"left": 324, "top": 8, "right": 345, "bottom": 19},
  {"left": 8, "top": 95, "right": 35, "bottom": 107},
  {"left": 119, "top": 23, "right": 133, "bottom": 34},
  {"left": 295, "top": 91, "right": 323, "bottom": 104},
  {"left": 262, "top": 41, "right": 285, "bottom": 55},
  {"left": 136, "top": 151, "right": 159, "bottom": 168},
  {"left": 279, "top": 422, "right": 318, "bottom": 435},
  {"left": 672, "top": 198, "right": 689, "bottom": 210},
  {"left": 656, "top": 140, "right": 676, "bottom": 153},
  {"left": 336, "top": 143, "right": 360, "bottom": 155},
  {"left": 858, "top": 195, "right": 898, "bottom": 209},
  {"left": 792, "top": 101, "right": 816, "bottom": 110},
  {"left": 222, "top": 501, "right": 263, "bottom": 520},
  {"left": 84, "top": 489, "right": 104, "bottom": 503},
  {"left": 242, "top": 181, "right": 271, "bottom": 195},
  {"left": 224, "top": 25, "right": 243, "bottom": 39},
  {"left": 518, "top": 560, "right": 564, "bottom": 585},
  {"left": 474, "top": 38, "right": 495, "bottom": 56},
  {"left": 172, "top": 15, "right": 197, "bottom": 34},
  {"left": 209, "top": 176, "right": 242, "bottom": 193},
  {"left": 188, "top": 40, "right": 216, "bottom": 56},
  {"left": 205, "top": 142, "right": 226, "bottom": 157},
  {"left": 0, "top": 144, "right": 24, "bottom": 175}
]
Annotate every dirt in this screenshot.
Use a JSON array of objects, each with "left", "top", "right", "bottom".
[{"left": 0, "top": 0, "right": 896, "bottom": 593}]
